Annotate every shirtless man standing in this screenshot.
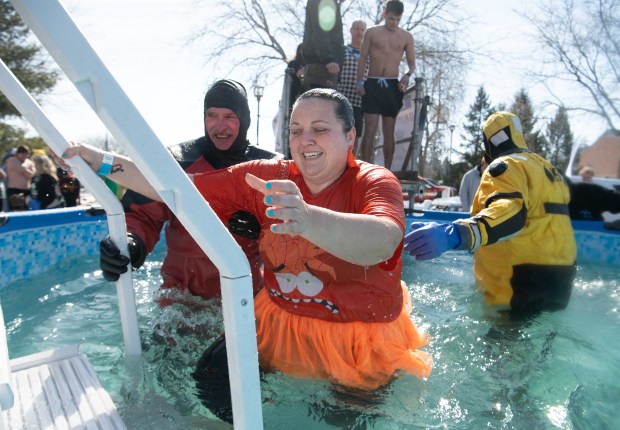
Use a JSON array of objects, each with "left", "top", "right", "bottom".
[
  {"left": 356, "top": 0, "right": 415, "bottom": 170},
  {"left": 6, "top": 145, "right": 35, "bottom": 211}
]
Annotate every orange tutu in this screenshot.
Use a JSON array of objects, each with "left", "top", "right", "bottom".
[{"left": 254, "top": 282, "right": 432, "bottom": 390}]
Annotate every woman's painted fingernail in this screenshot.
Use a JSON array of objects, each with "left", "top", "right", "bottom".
[
  {"left": 265, "top": 182, "right": 272, "bottom": 189},
  {"left": 267, "top": 209, "right": 274, "bottom": 217},
  {"left": 61, "top": 152, "right": 67, "bottom": 158},
  {"left": 271, "top": 225, "right": 277, "bottom": 232},
  {"left": 265, "top": 196, "right": 273, "bottom": 204}
]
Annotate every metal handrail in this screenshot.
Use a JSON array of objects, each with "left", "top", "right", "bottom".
[
  {"left": 9, "top": 0, "right": 263, "bottom": 427},
  {"left": 0, "top": 57, "right": 141, "bottom": 356},
  {"left": 0, "top": 59, "right": 142, "bottom": 356}
]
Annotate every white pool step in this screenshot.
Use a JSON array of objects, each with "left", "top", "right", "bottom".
[{"left": 2, "top": 345, "right": 126, "bottom": 430}]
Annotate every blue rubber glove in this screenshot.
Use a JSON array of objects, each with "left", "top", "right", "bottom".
[{"left": 404, "top": 222, "right": 461, "bottom": 261}]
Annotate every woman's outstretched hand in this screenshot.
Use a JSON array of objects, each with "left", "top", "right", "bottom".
[{"left": 245, "top": 173, "right": 310, "bottom": 236}]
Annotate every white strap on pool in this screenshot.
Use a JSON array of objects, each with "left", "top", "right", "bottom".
[{"left": 8, "top": 0, "right": 263, "bottom": 428}]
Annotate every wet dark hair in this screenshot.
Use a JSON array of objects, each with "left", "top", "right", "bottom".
[
  {"left": 16, "top": 145, "right": 30, "bottom": 154},
  {"left": 386, "top": 0, "right": 404, "bottom": 16},
  {"left": 295, "top": 88, "right": 354, "bottom": 133}
]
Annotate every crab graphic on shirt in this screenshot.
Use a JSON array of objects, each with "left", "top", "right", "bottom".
[{"left": 259, "top": 231, "right": 367, "bottom": 315}]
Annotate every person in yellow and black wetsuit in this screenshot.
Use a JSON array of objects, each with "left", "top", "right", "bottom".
[{"left": 405, "top": 111, "right": 576, "bottom": 317}]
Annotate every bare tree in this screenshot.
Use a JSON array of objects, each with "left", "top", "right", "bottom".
[
  {"left": 189, "top": 0, "right": 470, "bottom": 178},
  {"left": 189, "top": 0, "right": 467, "bottom": 89},
  {"left": 416, "top": 35, "right": 469, "bottom": 179},
  {"left": 525, "top": 0, "right": 619, "bottom": 131},
  {"left": 188, "top": 0, "right": 306, "bottom": 88}
]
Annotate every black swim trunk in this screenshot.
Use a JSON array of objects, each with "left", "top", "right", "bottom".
[
  {"left": 362, "top": 78, "right": 403, "bottom": 117},
  {"left": 7, "top": 188, "right": 31, "bottom": 211}
]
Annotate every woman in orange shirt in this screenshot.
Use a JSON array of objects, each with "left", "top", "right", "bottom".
[{"left": 63, "top": 88, "right": 432, "bottom": 421}]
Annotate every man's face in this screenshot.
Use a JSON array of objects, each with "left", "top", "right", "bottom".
[
  {"left": 350, "top": 21, "right": 366, "bottom": 45},
  {"left": 384, "top": 12, "right": 402, "bottom": 31},
  {"left": 581, "top": 170, "right": 594, "bottom": 183},
  {"left": 204, "top": 107, "right": 241, "bottom": 151},
  {"left": 16, "top": 151, "right": 29, "bottom": 162}
]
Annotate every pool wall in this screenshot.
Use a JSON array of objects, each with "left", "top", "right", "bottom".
[
  {"left": 0, "top": 207, "right": 108, "bottom": 290},
  {"left": 406, "top": 212, "right": 620, "bottom": 267},
  {"left": 1, "top": 208, "right": 618, "bottom": 291}
]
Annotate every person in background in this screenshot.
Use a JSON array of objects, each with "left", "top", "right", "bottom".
[
  {"left": 356, "top": 0, "right": 415, "bottom": 169},
  {"left": 338, "top": 19, "right": 368, "bottom": 153},
  {"left": 405, "top": 112, "right": 576, "bottom": 317},
  {"left": 0, "top": 167, "right": 5, "bottom": 212},
  {"left": 301, "top": 0, "right": 344, "bottom": 91},
  {"left": 0, "top": 160, "right": 7, "bottom": 212},
  {"left": 459, "top": 158, "right": 488, "bottom": 213},
  {"left": 6, "top": 145, "right": 35, "bottom": 211},
  {"left": 31, "top": 154, "right": 64, "bottom": 209},
  {"left": 98, "top": 79, "right": 281, "bottom": 302},
  {"left": 62, "top": 88, "right": 432, "bottom": 424},
  {"left": 287, "top": 43, "right": 305, "bottom": 110},
  {"left": 1, "top": 148, "right": 16, "bottom": 212},
  {"left": 569, "top": 166, "right": 620, "bottom": 221},
  {"left": 57, "top": 167, "right": 81, "bottom": 207},
  {"left": 578, "top": 165, "right": 594, "bottom": 183}
]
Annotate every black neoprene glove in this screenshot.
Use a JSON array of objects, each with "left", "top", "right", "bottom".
[
  {"left": 228, "top": 210, "right": 261, "bottom": 240},
  {"left": 99, "top": 233, "right": 147, "bottom": 282}
]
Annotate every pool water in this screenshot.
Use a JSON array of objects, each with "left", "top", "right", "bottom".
[{"left": 2, "top": 244, "right": 619, "bottom": 429}]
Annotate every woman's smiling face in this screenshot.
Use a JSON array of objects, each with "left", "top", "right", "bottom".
[{"left": 289, "top": 97, "right": 355, "bottom": 193}]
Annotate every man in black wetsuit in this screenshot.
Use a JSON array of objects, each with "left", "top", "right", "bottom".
[
  {"left": 569, "top": 166, "right": 620, "bottom": 221},
  {"left": 99, "top": 79, "right": 281, "bottom": 301}
]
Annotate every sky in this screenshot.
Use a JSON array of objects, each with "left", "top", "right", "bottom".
[{"left": 19, "top": 0, "right": 607, "bottom": 155}]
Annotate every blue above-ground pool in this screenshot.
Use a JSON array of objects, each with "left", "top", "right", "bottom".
[
  {"left": 2, "top": 208, "right": 617, "bottom": 288},
  {"left": 405, "top": 210, "right": 620, "bottom": 267},
  {"left": 0, "top": 207, "right": 108, "bottom": 289},
  {"left": 1, "top": 207, "right": 619, "bottom": 429}
]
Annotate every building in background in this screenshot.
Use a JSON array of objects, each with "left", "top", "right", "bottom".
[{"left": 579, "top": 130, "right": 620, "bottom": 179}]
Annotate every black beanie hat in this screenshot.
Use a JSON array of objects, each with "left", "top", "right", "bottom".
[
  {"left": 202, "top": 79, "right": 252, "bottom": 167},
  {"left": 203, "top": 79, "right": 251, "bottom": 138}
]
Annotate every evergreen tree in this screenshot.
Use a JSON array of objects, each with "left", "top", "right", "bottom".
[
  {"left": 509, "top": 89, "right": 548, "bottom": 157},
  {"left": 545, "top": 106, "right": 573, "bottom": 172},
  {"left": 0, "top": 0, "right": 57, "bottom": 154},
  {"left": 461, "top": 86, "right": 493, "bottom": 166}
]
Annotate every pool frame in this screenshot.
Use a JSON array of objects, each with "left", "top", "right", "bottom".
[
  {"left": 0, "top": 207, "right": 108, "bottom": 290},
  {"left": 2, "top": 208, "right": 618, "bottom": 292},
  {"left": 407, "top": 211, "right": 620, "bottom": 267}
]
